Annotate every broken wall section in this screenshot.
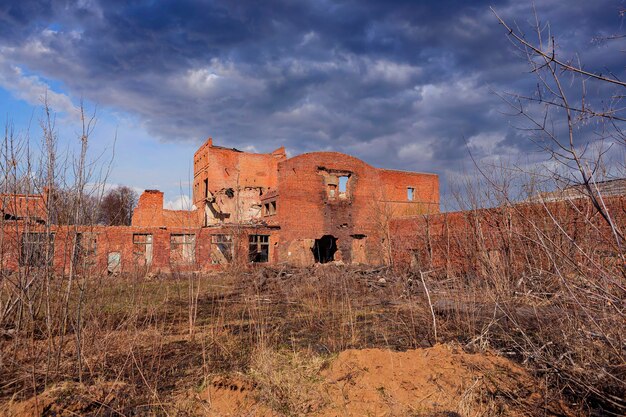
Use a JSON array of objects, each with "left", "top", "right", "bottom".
[
  {"left": 276, "top": 152, "right": 386, "bottom": 267},
  {"left": 203, "top": 186, "right": 266, "bottom": 225},
  {"left": 377, "top": 169, "right": 439, "bottom": 217},
  {"left": 132, "top": 190, "right": 202, "bottom": 228},
  {"left": 193, "top": 138, "right": 286, "bottom": 226}
]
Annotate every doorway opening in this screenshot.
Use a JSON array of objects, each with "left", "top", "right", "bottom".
[{"left": 312, "top": 235, "right": 338, "bottom": 263}]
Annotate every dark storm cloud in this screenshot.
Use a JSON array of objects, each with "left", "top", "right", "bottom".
[{"left": 0, "top": 0, "right": 624, "bottom": 179}]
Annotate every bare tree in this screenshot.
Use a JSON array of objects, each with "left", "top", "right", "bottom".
[
  {"left": 98, "top": 185, "right": 138, "bottom": 225},
  {"left": 492, "top": 7, "right": 626, "bottom": 230},
  {"left": 479, "top": 7, "right": 626, "bottom": 413}
]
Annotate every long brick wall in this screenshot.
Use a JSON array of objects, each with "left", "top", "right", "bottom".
[
  {"left": 390, "top": 196, "right": 626, "bottom": 275},
  {"left": 0, "top": 222, "right": 279, "bottom": 274}
]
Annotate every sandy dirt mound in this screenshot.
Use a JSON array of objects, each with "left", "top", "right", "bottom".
[
  {"left": 197, "top": 344, "right": 573, "bottom": 416},
  {"left": 1, "top": 345, "right": 574, "bottom": 416},
  {"left": 319, "top": 344, "right": 570, "bottom": 416},
  {"left": 0, "top": 381, "right": 131, "bottom": 417}
]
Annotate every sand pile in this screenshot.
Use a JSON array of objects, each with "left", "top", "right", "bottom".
[{"left": 319, "top": 344, "right": 559, "bottom": 416}]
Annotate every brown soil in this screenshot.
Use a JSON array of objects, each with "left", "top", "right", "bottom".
[
  {"left": 318, "top": 344, "right": 570, "bottom": 417},
  {"left": 0, "top": 381, "right": 131, "bottom": 417},
  {"left": 1, "top": 344, "right": 575, "bottom": 417}
]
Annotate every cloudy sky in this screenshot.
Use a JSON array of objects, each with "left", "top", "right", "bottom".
[{"left": 0, "top": 0, "right": 624, "bottom": 207}]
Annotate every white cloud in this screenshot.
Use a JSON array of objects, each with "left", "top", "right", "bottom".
[
  {"left": 397, "top": 141, "right": 435, "bottom": 163},
  {"left": 164, "top": 194, "right": 195, "bottom": 210},
  {"left": 467, "top": 132, "right": 504, "bottom": 153},
  {"left": 185, "top": 68, "right": 220, "bottom": 92},
  {"left": 0, "top": 54, "right": 78, "bottom": 118},
  {"left": 299, "top": 31, "right": 319, "bottom": 46},
  {"left": 365, "top": 59, "right": 422, "bottom": 85}
]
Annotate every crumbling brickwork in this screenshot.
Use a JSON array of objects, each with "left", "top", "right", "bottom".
[
  {"left": 192, "top": 138, "right": 286, "bottom": 226},
  {"left": 275, "top": 152, "right": 438, "bottom": 266},
  {"left": 0, "top": 189, "right": 48, "bottom": 223},
  {"left": 132, "top": 190, "right": 201, "bottom": 228},
  {"left": 0, "top": 138, "right": 440, "bottom": 272}
]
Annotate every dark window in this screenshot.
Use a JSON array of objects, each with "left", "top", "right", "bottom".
[
  {"left": 263, "top": 201, "right": 277, "bottom": 216},
  {"left": 249, "top": 234, "right": 269, "bottom": 263},
  {"left": 312, "top": 235, "right": 337, "bottom": 263},
  {"left": 20, "top": 232, "right": 55, "bottom": 267},
  {"left": 211, "top": 234, "right": 233, "bottom": 264}
]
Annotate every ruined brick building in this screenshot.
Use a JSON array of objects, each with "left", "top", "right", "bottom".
[
  {"left": 0, "top": 138, "right": 439, "bottom": 273},
  {"left": 132, "top": 138, "right": 439, "bottom": 267},
  {"left": 3, "top": 137, "right": 625, "bottom": 276}
]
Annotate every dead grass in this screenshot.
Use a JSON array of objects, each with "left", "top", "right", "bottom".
[
  {"left": 249, "top": 347, "right": 330, "bottom": 415},
  {"left": 0, "top": 265, "right": 616, "bottom": 416}
]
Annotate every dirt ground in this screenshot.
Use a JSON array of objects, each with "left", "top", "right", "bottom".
[
  {"left": 2, "top": 344, "right": 575, "bottom": 417},
  {"left": 0, "top": 267, "right": 593, "bottom": 416}
]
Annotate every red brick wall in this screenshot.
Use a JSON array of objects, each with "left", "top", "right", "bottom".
[
  {"left": 0, "top": 190, "right": 48, "bottom": 222},
  {"left": 390, "top": 196, "right": 626, "bottom": 274},
  {"left": 1, "top": 223, "right": 280, "bottom": 274},
  {"left": 132, "top": 190, "right": 165, "bottom": 227},
  {"left": 276, "top": 152, "right": 439, "bottom": 265},
  {"left": 378, "top": 169, "right": 439, "bottom": 216},
  {"left": 132, "top": 190, "right": 202, "bottom": 228},
  {"left": 192, "top": 138, "right": 286, "bottom": 206}
]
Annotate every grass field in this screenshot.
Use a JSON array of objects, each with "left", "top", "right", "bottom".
[{"left": 0, "top": 264, "right": 622, "bottom": 416}]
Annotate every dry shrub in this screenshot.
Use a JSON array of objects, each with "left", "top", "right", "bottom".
[
  {"left": 203, "top": 326, "right": 252, "bottom": 373},
  {"left": 0, "top": 380, "right": 133, "bottom": 417},
  {"left": 249, "top": 347, "right": 330, "bottom": 415},
  {"left": 398, "top": 198, "right": 626, "bottom": 414}
]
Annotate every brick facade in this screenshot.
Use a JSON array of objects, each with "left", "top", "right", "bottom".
[
  {"left": 275, "top": 152, "right": 438, "bottom": 265},
  {"left": 1, "top": 222, "right": 279, "bottom": 274},
  {"left": 2, "top": 137, "right": 623, "bottom": 275},
  {"left": 0, "top": 139, "right": 439, "bottom": 272}
]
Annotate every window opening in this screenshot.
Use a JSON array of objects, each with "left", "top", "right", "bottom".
[
  {"left": 211, "top": 234, "right": 233, "bottom": 264},
  {"left": 312, "top": 235, "right": 338, "bottom": 263},
  {"left": 339, "top": 176, "right": 349, "bottom": 193},
  {"left": 249, "top": 234, "right": 269, "bottom": 263},
  {"left": 133, "top": 233, "right": 153, "bottom": 266},
  {"left": 75, "top": 232, "right": 97, "bottom": 267},
  {"left": 171, "top": 234, "right": 196, "bottom": 265},
  {"left": 20, "top": 232, "right": 55, "bottom": 267},
  {"left": 407, "top": 187, "right": 415, "bottom": 201},
  {"left": 108, "top": 252, "right": 121, "bottom": 275}
]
